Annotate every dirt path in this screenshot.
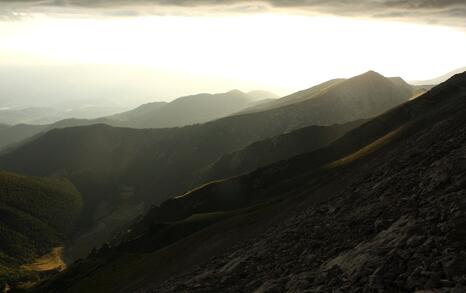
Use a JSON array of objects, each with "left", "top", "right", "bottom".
[{"left": 21, "top": 247, "right": 66, "bottom": 272}]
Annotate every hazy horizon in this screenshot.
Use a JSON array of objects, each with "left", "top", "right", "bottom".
[{"left": 1, "top": 1, "right": 466, "bottom": 108}]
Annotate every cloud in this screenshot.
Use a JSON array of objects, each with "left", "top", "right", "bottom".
[{"left": 0, "top": 0, "right": 465, "bottom": 28}]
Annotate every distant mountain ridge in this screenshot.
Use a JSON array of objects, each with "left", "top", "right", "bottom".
[
  {"left": 0, "top": 90, "right": 275, "bottom": 151},
  {"left": 410, "top": 66, "right": 466, "bottom": 85},
  {"left": 0, "top": 104, "right": 129, "bottom": 126},
  {"left": 0, "top": 72, "right": 423, "bottom": 152},
  {"left": 245, "top": 90, "right": 280, "bottom": 100},
  {"left": 110, "top": 90, "right": 267, "bottom": 128}
]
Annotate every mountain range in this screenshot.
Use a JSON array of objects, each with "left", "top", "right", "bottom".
[
  {"left": 0, "top": 72, "right": 417, "bottom": 152},
  {"left": 0, "top": 71, "right": 418, "bottom": 261},
  {"left": 0, "top": 71, "right": 413, "bottom": 203},
  {"left": 0, "top": 90, "right": 276, "bottom": 151},
  {"left": 31, "top": 70, "right": 466, "bottom": 293},
  {"left": 0, "top": 69, "right": 464, "bottom": 292}
]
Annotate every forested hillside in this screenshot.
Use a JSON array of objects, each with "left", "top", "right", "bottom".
[{"left": 0, "top": 172, "right": 82, "bottom": 288}]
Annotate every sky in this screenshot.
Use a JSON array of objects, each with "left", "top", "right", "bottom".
[{"left": 0, "top": 0, "right": 466, "bottom": 105}]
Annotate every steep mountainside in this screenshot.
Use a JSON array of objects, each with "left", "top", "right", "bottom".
[
  {"left": 35, "top": 72, "right": 466, "bottom": 293},
  {"left": 0, "top": 172, "right": 82, "bottom": 288},
  {"left": 239, "top": 72, "right": 414, "bottom": 116},
  {"left": 239, "top": 79, "right": 345, "bottom": 114}
]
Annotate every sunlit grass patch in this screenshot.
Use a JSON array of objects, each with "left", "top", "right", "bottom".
[
  {"left": 325, "top": 124, "right": 411, "bottom": 169},
  {"left": 21, "top": 247, "right": 66, "bottom": 272}
]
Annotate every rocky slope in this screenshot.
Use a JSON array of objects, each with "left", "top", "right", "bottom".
[{"left": 144, "top": 73, "right": 466, "bottom": 292}]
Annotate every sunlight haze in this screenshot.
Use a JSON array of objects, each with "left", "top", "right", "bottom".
[{"left": 1, "top": 12, "right": 465, "bottom": 102}]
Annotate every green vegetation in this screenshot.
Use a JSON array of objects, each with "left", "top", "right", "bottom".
[{"left": 0, "top": 171, "right": 82, "bottom": 287}]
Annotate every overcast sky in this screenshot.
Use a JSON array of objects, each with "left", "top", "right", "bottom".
[{"left": 0, "top": 0, "right": 465, "bottom": 105}]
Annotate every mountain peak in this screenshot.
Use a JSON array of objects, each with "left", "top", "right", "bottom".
[
  {"left": 361, "top": 70, "right": 384, "bottom": 78},
  {"left": 246, "top": 90, "right": 279, "bottom": 101},
  {"left": 227, "top": 89, "right": 245, "bottom": 95},
  {"left": 346, "top": 70, "right": 388, "bottom": 85}
]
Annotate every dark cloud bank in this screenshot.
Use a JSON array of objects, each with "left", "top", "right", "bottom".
[{"left": 0, "top": 0, "right": 465, "bottom": 28}]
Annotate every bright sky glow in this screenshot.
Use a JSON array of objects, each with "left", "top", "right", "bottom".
[{"left": 1, "top": 13, "right": 466, "bottom": 98}]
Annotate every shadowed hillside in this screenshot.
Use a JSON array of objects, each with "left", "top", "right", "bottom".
[
  {"left": 196, "top": 119, "right": 365, "bottom": 184},
  {"left": 33, "top": 71, "right": 466, "bottom": 293}
]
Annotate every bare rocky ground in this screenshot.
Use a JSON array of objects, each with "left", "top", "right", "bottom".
[{"left": 145, "top": 88, "right": 466, "bottom": 292}]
